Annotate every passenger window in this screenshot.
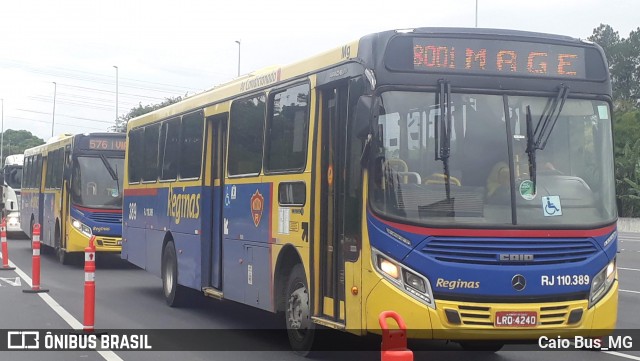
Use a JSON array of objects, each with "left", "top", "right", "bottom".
[
  {"left": 128, "top": 128, "right": 144, "bottom": 183},
  {"left": 179, "top": 111, "right": 204, "bottom": 179},
  {"left": 142, "top": 124, "right": 160, "bottom": 182},
  {"left": 228, "top": 95, "right": 266, "bottom": 176},
  {"left": 265, "top": 84, "right": 310, "bottom": 172},
  {"left": 160, "top": 118, "right": 180, "bottom": 180}
]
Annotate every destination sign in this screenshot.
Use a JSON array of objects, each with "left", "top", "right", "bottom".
[
  {"left": 386, "top": 36, "right": 594, "bottom": 79},
  {"left": 79, "top": 137, "right": 126, "bottom": 151}
]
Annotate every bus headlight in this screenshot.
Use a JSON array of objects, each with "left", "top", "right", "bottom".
[
  {"left": 589, "top": 258, "right": 616, "bottom": 308},
  {"left": 71, "top": 218, "right": 92, "bottom": 237},
  {"left": 372, "top": 248, "right": 435, "bottom": 308}
]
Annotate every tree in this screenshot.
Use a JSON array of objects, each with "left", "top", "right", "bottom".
[
  {"left": 589, "top": 24, "right": 640, "bottom": 110},
  {"left": 111, "top": 96, "right": 183, "bottom": 132},
  {"left": 0, "top": 129, "right": 45, "bottom": 159},
  {"left": 590, "top": 25, "right": 640, "bottom": 216}
]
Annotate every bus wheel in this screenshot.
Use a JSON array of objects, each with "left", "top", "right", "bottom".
[
  {"left": 285, "top": 264, "right": 315, "bottom": 355},
  {"left": 29, "top": 218, "right": 35, "bottom": 250},
  {"left": 162, "top": 242, "right": 187, "bottom": 307},
  {"left": 459, "top": 341, "right": 504, "bottom": 352},
  {"left": 55, "top": 229, "right": 70, "bottom": 265}
]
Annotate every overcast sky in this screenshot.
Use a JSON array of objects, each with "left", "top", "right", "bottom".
[{"left": 0, "top": 0, "right": 637, "bottom": 143}]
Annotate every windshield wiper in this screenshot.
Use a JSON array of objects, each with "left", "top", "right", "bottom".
[
  {"left": 525, "top": 85, "right": 569, "bottom": 192},
  {"left": 435, "top": 79, "right": 453, "bottom": 200},
  {"left": 99, "top": 154, "right": 118, "bottom": 181},
  {"left": 99, "top": 154, "right": 120, "bottom": 195},
  {"left": 525, "top": 105, "right": 537, "bottom": 192}
]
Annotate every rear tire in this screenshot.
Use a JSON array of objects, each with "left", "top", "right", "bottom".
[
  {"left": 285, "top": 264, "right": 315, "bottom": 355},
  {"left": 162, "top": 241, "right": 188, "bottom": 307},
  {"left": 29, "top": 218, "right": 35, "bottom": 250}
]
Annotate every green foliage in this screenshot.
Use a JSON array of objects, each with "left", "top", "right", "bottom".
[
  {"left": 110, "top": 96, "right": 183, "bottom": 132},
  {"left": 0, "top": 129, "right": 45, "bottom": 158},
  {"left": 590, "top": 24, "right": 640, "bottom": 216}
]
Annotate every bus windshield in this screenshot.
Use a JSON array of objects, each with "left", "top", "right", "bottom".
[
  {"left": 4, "top": 165, "right": 23, "bottom": 190},
  {"left": 369, "top": 90, "right": 616, "bottom": 228},
  {"left": 71, "top": 156, "right": 124, "bottom": 209}
]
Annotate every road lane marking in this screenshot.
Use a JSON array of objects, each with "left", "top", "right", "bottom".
[
  {"left": 620, "top": 289, "right": 640, "bottom": 294},
  {"left": 619, "top": 267, "right": 640, "bottom": 272},
  {"left": 0, "top": 277, "right": 21, "bottom": 286},
  {"left": 603, "top": 351, "right": 640, "bottom": 361},
  {"left": 7, "top": 258, "right": 124, "bottom": 361}
]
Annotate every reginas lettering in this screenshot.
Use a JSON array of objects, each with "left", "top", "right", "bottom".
[{"left": 167, "top": 188, "right": 201, "bottom": 224}]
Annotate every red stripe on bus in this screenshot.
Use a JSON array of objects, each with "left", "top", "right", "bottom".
[
  {"left": 123, "top": 188, "right": 159, "bottom": 196},
  {"left": 370, "top": 213, "right": 616, "bottom": 238},
  {"left": 74, "top": 205, "right": 122, "bottom": 214}
]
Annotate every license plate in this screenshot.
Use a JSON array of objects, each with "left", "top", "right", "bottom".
[{"left": 494, "top": 311, "right": 537, "bottom": 327}]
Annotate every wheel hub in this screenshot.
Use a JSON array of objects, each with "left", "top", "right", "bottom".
[{"left": 288, "top": 286, "right": 310, "bottom": 330}]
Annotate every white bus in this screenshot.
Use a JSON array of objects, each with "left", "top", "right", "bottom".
[{"left": 2, "top": 154, "right": 24, "bottom": 236}]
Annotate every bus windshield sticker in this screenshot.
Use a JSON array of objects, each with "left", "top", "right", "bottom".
[
  {"left": 542, "top": 196, "right": 562, "bottom": 217},
  {"left": 598, "top": 105, "right": 609, "bottom": 120},
  {"left": 519, "top": 180, "right": 536, "bottom": 200},
  {"left": 225, "top": 186, "right": 231, "bottom": 207}
]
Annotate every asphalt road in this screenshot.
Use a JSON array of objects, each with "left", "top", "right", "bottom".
[{"left": 0, "top": 232, "right": 639, "bottom": 361}]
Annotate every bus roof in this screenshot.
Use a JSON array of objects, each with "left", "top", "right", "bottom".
[
  {"left": 126, "top": 27, "right": 606, "bottom": 130},
  {"left": 23, "top": 134, "right": 73, "bottom": 157},
  {"left": 23, "top": 132, "right": 125, "bottom": 158},
  {"left": 127, "top": 38, "right": 360, "bottom": 129}
]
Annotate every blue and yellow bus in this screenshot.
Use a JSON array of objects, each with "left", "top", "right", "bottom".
[
  {"left": 21, "top": 133, "right": 125, "bottom": 264},
  {"left": 122, "top": 27, "right": 617, "bottom": 352}
]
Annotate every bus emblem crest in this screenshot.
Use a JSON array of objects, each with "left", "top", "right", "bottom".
[{"left": 251, "top": 190, "right": 264, "bottom": 227}]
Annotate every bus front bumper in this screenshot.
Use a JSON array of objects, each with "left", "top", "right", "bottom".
[
  {"left": 67, "top": 227, "right": 122, "bottom": 253},
  {"left": 5, "top": 213, "right": 22, "bottom": 233},
  {"left": 366, "top": 278, "right": 618, "bottom": 341}
]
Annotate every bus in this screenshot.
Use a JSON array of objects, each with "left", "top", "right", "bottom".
[
  {"left": 2, "top": 154, "right": 25, "bottom": 236},
  {"left": 122, "top": 27, "right": 617, "bottom": 352},
  {"left": 21, "top": 133, "right": 125, "bottom": 264}
]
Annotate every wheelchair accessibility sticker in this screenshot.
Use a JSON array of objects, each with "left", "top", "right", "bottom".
[{"left": 542, "top": 196, "right": 562, "bottom": 217}]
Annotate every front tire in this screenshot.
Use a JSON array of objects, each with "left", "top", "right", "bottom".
[
  {"left": 55, "top": 224, "right": 70, "bottom": 265},
  {"left": 285, "top": 264, "right": 315, "bottom": 355},
  {"left": 162, "top": 241, "right": 188, "bottom": 307}
]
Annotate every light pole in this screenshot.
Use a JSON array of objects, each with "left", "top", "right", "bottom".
[
  {"left": 235, "top": 40, "right": 241, "bottom": 77},
  {"left": 52, "top": 82, "right": 57, "bottom": 137},
  {"left": 113, "top": 65, "right": 119, "bottom": 125},
  {"left": 475, "top": 0, "right": 478, "bottom": 27},
  {"left": 1, "top": 98, "right": 4, "bottom": 167}
]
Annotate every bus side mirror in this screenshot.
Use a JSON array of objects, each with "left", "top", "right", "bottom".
[
  {"left": 355, "top": 96, "right": 373, "bottom": 140},
  {"left": 355, "top": 96, "right": 373, "bottom": 167}
]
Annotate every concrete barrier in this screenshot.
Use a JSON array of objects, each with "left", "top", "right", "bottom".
[{"left": 617, "top": 218, "right": 640, "bottom": 233}]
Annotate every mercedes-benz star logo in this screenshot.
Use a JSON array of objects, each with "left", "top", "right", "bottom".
[{"left": 512, "top": 274, "right": 526, "bottom": 291}]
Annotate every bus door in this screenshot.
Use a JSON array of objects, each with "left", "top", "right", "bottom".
[
  {"left": 37, "top": 154, "right": 46, "bottom": 237},
  {"left": 318, "top": 83, "right": 349, "bottom": 323},
  {"left": 208, "top": 113, "right": 228, "bottom": 290},
  {"left": 61, "top": 146, "right": 71, "bottom": 251}
]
